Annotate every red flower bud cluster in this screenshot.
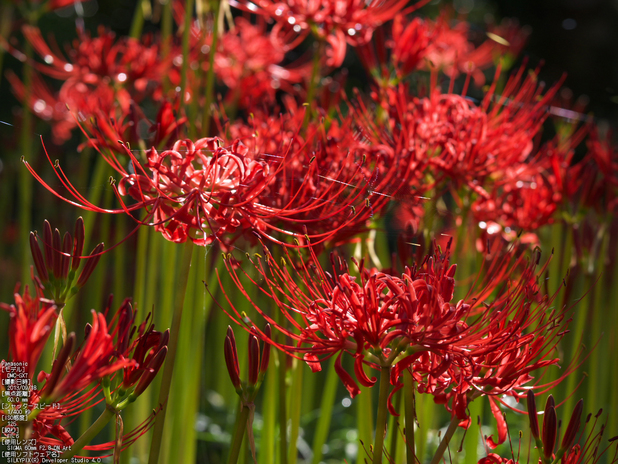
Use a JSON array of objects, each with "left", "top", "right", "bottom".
[{"left": 29, "top": 217, "right": 104, "bottom": 303}]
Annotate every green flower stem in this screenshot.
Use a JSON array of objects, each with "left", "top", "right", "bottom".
[
  {"left": 403, "top": 369, "right": 416, "bottom": 464},
  {"left": 180, "top": 0, "right": 195, "bottom": 128},
  {"left": 61, "top": 407, "right": 115, "bottom": 460},
  {"left": 288, "top": 359, "right": 304, "bottom": 464},
  {"left": 311, "top": 357, "right": 339, "bottom": 464},
  {"left": 201, "top": 0, "right": 220, "bottom": 137},
  {"left": 129, "top": 0, "right": 148, "bottom": 39},
  {"left": 373, "top": 365, "right": 392, "bottom": 464},
  {"left": 148, "top": 239, "right": 194, "bottom": 464},
  {"left": 228, "top": 403, "right": 252, "bottom": 464},
  {"left": 19, "top": 39, "right": 34, "bottom": 287},
  {"left": 278, "top": 350, "right": 289, "bottom": 464},
  {"left": 303, "top": 41, "right": 323, "bottom": 128},
  {"left": 429, "top": 416, "right": 459, "bottom": 464}
]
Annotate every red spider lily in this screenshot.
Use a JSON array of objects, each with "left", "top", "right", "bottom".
[
  {"left": 357, "top": 11, "right": 528, "bottom": 85},
  {"left": 567, "top": 127, "right": 618, "bottom": 214},
  {"left": 353, "top": 66, "right": 565, "bottom": 199},
  {"left": 230, "top": 0, "right": 429, "bottom": 67},
  {"left": 0, "top": 285, "right": 57, "bottom": 380},
  {"left": 215, "top": 17, "right": 310, "bottom": 107},
  {"left": 215, "top": 238, "right": 554, "bottom": 403},
  {"left": 0, "top": 295, "right": 166, "bottom": 462},
  {"left": 6, "top": 25, "right": 168, "bottom": 144},
  {"left": 226, "top": 107, "right": 403, "bottom": 245},
  {"left": 39, "top": 310, "right": 135, "bottom": 403},
  {"left": 26, "top": 104, "right": 390, "bottom": 249}
]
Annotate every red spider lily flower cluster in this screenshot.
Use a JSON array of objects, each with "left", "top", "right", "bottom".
[
  {"left": 357, "top": 9, "right": 528, "bottom": 85},
  {"left": 6, "top": 25, "right": 168, "bottom": 146},
  {"left": 216, "top": 239, "right": 572, "bottom": 447},
  {"left": 230, "top": 0, "right": 429, "bottom": 67},
  {"left": 215, "top": 17, "right": 310, "bottom": 107},
  {"left": 29, "top": 217, "right": 104, "bottom": 304},
  {"left": 26, "top": 106, "right": 400, "bottom": 249},
  {"left": 0, "top": 287, "right": 167, "bottom": 461}
]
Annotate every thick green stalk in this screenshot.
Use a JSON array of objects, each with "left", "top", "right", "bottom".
[
  {"left": 372, "top": 366, "right": 392, "bottom": 464},
  {"left": 288, "top": 360, "right": 304, "bottom": 464},
  {"left": 278, "top": 350, "right": 289, "bottom": 464},
  {"left": 129, "top": 0, "right": 149, "bottom": 39},
  {"left": 201, "top": 0, "right": 220, "bottom": 136},
  {"left": 168, "top": 245, "right": 210, "bottom": 463},
  {"left": 356, "top": 382, "right": 374, "bottom": 464},
  {"left": 259, "top": 352, "right": 277, "bottom": 464},
  {"left": 61, "top": 407, "right": 115, "bottom": 460},
  {"left": 311, "top": 357, "right": 339, "bottom": 464},
  {"left": 429, "top": 417, "right": 459, "bottom": 464},
  {"left": 148, "top": 240, "right": 194, "bottom": 464},
  {"left": 403, "top": 369, "right": 416, "bottom": 464},
  {"left": 228, "top": 403, "right": 252, "bottom": 464}
]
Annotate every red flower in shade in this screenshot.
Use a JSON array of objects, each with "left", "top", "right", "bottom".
[
  {"left": 6, "top": 25, "right": 168, "bottom": 144},
  {"left": 230, "top": 0, "right": 429, "bottom": 67},
  {"left": 0, "top": 285, "right": 57, "bottom": 381},
  {"left": 357, "top": 10, "right": 528, "bottom": 85},
  {"left": 215, "top": 17, "right": 310, "bottom": 107}
]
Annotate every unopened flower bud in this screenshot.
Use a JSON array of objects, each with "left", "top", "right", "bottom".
[
  {"left": 248, "top": 335, "right": 260, "bottom": 386},
  {"left": 260, "top": 324, "right": 271, "bottom": 377},
  {"left": 543, "top": 395, "right": 557, "bottom": 460},
  {"left": 61, "top": 232, "right": 72, "bottom": 280},
  {"left": 76, "top": 243, "right": 104, "bottom": 287},
  {"left": 527, "top": 390, "right": 540, "bottom": 439},
  {"left": 133, "top": 347, "right": 167, "bottom": 398},
  {"left": 72, "top": 217, "right": 85, "bottom": 271},
  {"left": 52, "top": 228, "right": 62, "bottom": 279},
  {"left": 30, "top": 232, "right": 49, "bottom": 283},
  {"left": 42, "top": 333, "right": 75, "bottom": 401},
  {"left": 561, "top": 399, "right": 583, "bottom": 451},
  {"left": 224, "top": 328, "right": 241, "bottom": 392}
]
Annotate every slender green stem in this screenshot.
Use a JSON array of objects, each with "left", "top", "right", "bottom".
[
  {"left": 403, "top": 369, "right": 416, "bottom": 464},
  {"left": 61, "top": 407, "right": 115, "bottom": 459},
  {"left": 311, "top": 357, "right": 339, "bottom": 464},
  {"left": 373, "top": 365, "right": 392, "bottom": 464},
  {"left": 129, "top": 0, "right": 147, "bottom": 39},
  {"left": 148, "top": 240, "right": 194, "bottom": 464},
  {"left": 303, "top": 41, "right": 323, "bottom": 128},
  {"left": 19, "top": 39, "right": 34, "bottom": 286},
  {"left": 201, "top": 0, "right": 220, "bottom": 137},
  {"left": 288, "top": 360, "right": 304, "bottom": 464},
  {"left": 180, "top": 0, "right": 195, "bottom": 129},
  {"left": 228, "top": 404, "right": 252, "bottom": 464},
  {"left": 278, "top": 350, "right": 289, "bottom": 464},
  {"left": 429, "top": 416, "right": 459, "bottom": 464}
]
